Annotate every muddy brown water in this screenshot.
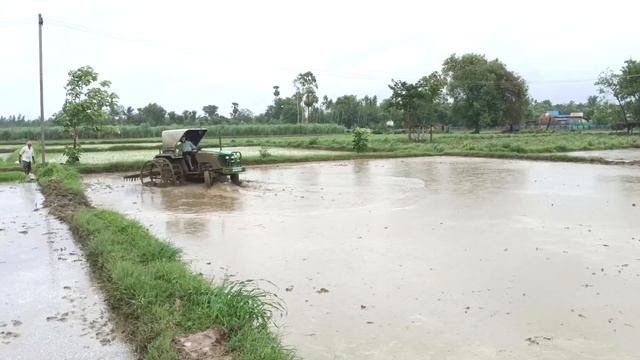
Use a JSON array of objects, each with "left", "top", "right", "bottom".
[
  {"left": 84, "top": 157, "right": 640, "bottom": 359},
  {"left": 0, "top": 183, "right": 133, "bottom": 359}
]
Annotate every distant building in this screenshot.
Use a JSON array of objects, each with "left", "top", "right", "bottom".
[{"left": 538, "top": 111, "right": 588, "bottom": 127}]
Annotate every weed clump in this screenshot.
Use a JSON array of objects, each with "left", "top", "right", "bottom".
[{"left": 352, "top": 127, "right": 371, "bottom": 153}]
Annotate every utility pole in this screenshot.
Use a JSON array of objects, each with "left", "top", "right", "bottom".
[{"left": 38, "top": 13, "right": 45, "bottom": 165}]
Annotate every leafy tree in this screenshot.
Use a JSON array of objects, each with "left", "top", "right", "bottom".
[
  {"left": 124, "top": 106, "right": 136, "bottom": 123},
  {"left": 180, "top": 110, "right": 196, "bottom": 123},
  {"left": 303, "top": 91, "right": 319, "bottom": 123},
  {"left": 381, "top": 98, "right": 404, "bottom": 129},
  {"left": 584, "top": 95, "right": 599, "bottom": 120},
  {"left": 592, "top": 100, "right": 619, "bottom": 124},
  {"left": 231, "top": 102, "right": 240, "bottom": 119},
  {"left": 499, "top": 70, "right": 529, "bottom": 132},
  {"left": 108, "top": 104, "right": 125, "bottom": 124},
  {"left": 294, "top": 71, "right": 318, "bottom": 124},
  {"left": 596, "top": 69, "right": 629, "bottom": 124},
  {"left": 442, "top": 53, "right": 528, "bottom": 133},
  {"left": 331, "top": 95, "right": 360, "bottom": 128},
  {"left": 618, "top": 59, "right": 640, "bottom": 122},
  {"left": 273, "top": 85, "right": 280, "bottom": 98},
  {"left": 236, "top": 108, "right": 254, "bottom": 123},
  {"left": 359, "top": 96, "right": 383, "bottom": 129},
  {"left": 442, "top": 54, "right": 493, "bottom": 133},
  {"left": 137, "top": 103, "right": 167, "bottom": 126},
  {"left": 56, "top": 66, "right": 118, "bottom": 162},
  {"left": 321, "top": 95, "right": 332, "bottom": 111},
  {"left": 278, "top": 96, "right": 300, "bottom": 124},
  {"left": 388, "top": 71, "right": 446, "bottom": 140},
  {"left": 167, "top": 111, "right": 181, "bottom": 124},
  {"left": 202, "top": 105, "right": 219, "bottom": 120}
]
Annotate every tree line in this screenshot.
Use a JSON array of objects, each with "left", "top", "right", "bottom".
[{"left": 2, "top": 54, "right": 638, "bottom": 134}]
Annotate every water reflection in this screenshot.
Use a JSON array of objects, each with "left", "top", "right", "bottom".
[
  {"left": 167, "top": 216, "right": 210, "bottom": 238},
  {"left": 141, "top": 183, "right": 241, "bottom": 214}
]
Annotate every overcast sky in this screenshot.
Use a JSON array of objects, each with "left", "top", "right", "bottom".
[{"left": 1, "top": 0, "right": 638, "bottom": 119}]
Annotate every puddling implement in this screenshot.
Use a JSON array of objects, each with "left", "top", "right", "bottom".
[{"left": 123, "top": 128, "right": 245, "bottom": 187}]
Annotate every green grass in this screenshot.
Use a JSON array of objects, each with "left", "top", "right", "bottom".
[
  {"left": 36, "top": 164, "right": 293, "bottom": 359},
  {"left": 37, "top": 163, "right": 85, "bottom": 196},
  {"left": 0, "top": 171, "right": 26, "bottom": 183},
  {"left": 225, "top": 131, "right": 640, "bottom": 155}
]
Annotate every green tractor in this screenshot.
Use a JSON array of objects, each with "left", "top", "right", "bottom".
[{"left": 124, "top": 128, "right": 245, "bottom": 187}]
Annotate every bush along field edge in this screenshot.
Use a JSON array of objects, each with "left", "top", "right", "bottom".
[{"left": 36, "top": 164, "right": 294, "bottom": 360}]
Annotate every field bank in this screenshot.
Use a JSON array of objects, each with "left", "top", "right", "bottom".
[{"left": 84, "top": 157, "right": 640, "bottom": 359}]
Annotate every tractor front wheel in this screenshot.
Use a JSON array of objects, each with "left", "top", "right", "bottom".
[
  {"left": 230, "top": 173, "right": 241, "bottom": 186},
  {"left": 204, "top": 171, "right": 213, "bottom": 188}
]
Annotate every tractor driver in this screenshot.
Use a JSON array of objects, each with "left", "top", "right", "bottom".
[{"left": 179, "top": 135, "right": 198, "bottom": 171}]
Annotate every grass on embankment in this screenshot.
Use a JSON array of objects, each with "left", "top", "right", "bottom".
[
  {"left": 222, "top": 131, "right": 640, "bottom": 154},
  {"left": 37, "top": 164, "right": 293, "bottom": 360},
  {"left": 0, "top": 171, "right": 26, "bottom": 183}
]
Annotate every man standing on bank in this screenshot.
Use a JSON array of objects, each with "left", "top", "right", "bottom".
[{"left": 19, "top": 140, "right": 35, "bottom": 175}]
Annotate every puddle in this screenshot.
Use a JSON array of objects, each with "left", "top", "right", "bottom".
[
  {"left": 0, "top": 183, "right": 133, "bottom": 359},
  {"left": 84, "top": 157, "right": 640, "bottom": 359},
  {"left": 565, "top": 149, "right": 640, "bottom": 162}
]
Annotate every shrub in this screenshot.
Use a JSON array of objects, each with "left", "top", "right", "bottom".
[
  {"left": 352, "top": 127, "right": 371, "bottom": 153},
  {"left": 63, "top": 145, "right": 82, "bottom": 164},
  {"left": 259, "top": 147, "right": 271, "bottom": 158}
]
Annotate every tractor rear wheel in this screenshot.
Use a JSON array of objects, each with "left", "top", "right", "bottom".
[
  {"left": 140, "top": 160, "right": 161, "bottom": 186},
  {"left": 140, "top": 158, "right": 176, "bottom": 187}
]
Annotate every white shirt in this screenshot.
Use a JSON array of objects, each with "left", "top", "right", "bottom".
[{"left": 20, "top": 145, "right": 34, "bottom": 163}]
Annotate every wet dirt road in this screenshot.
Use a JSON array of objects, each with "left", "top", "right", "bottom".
[
  {"left": 0, "top": 183, "right": 133, "bottom": 359},
  {"left": 85, "top": 157, "right": 640, "bottom": 359}
]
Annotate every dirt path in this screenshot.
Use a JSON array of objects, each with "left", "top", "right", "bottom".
[
  {"left": 85, "top": 157, "right": 640, "bottom": 359},
  {"left": 0, "top": 183, "right": 133, "bottom": 360}
]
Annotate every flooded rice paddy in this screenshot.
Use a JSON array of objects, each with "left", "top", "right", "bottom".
[{"left": 84, "top": 157, "right": 640, "bottom": 359}]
